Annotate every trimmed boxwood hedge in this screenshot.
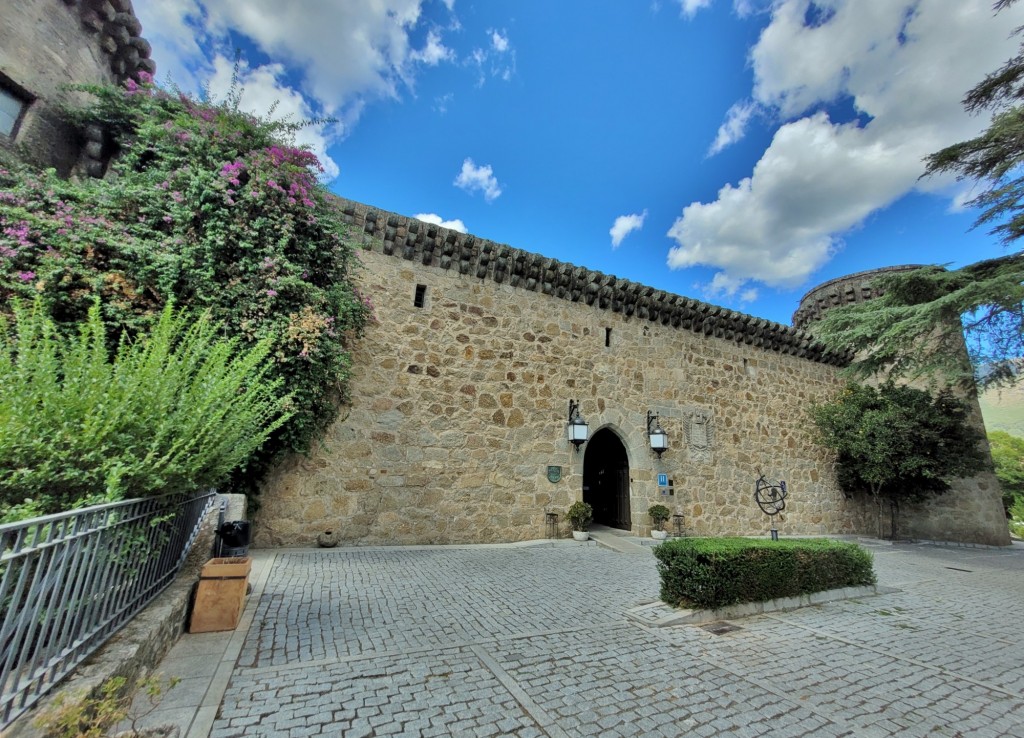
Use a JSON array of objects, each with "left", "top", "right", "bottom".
[{"left": 654, "top": 537, "right": 876, "bottom": 610}]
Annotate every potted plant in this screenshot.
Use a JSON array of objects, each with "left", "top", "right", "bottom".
[
  {"left": 566, "top": 501, "right": 593, "bottom": 541},
  {"left": 648, "top": 504, "right": 671, "bottom": 540}
]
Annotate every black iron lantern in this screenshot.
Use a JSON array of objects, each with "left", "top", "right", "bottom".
[
  {"left": 647, "top": 410, "right": 668, "bottom": 458},
  {"left": 567, "top": 399, "right": 589, "bottom": 452}
]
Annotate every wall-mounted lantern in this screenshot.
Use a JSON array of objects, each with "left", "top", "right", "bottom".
[
  {"left": 647, "top": 410, "right": 668, "bottom": 458},
  {"left": 567, "top": 399, "right": 589, "bottom": 453}
]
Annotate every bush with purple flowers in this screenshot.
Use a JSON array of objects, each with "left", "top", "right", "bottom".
[{"left": 0, "top": 74, "right": 371, "bottom": 500}]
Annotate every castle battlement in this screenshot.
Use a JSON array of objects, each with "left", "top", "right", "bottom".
[{"left": 333, "top": 196, "right": 851, "bottom": 367}]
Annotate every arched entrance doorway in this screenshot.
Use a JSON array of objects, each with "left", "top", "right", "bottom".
[{"left": 583, "top": 429, "right": 631, "bottom": 530}]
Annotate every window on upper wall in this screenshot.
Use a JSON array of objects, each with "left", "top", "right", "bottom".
[
  {"left": 414, "top": 284, "right": 427, "bottom": 308},
  {"left": 0, "top": 77, "right": 30, "bottom": 138}
]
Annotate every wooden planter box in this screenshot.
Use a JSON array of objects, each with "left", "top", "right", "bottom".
[{"left": 189, "top": 557, "right": 252, "bottom": 633}]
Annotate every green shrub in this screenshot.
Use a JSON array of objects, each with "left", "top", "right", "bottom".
[
  {"left": 0, "top": 298, "right": 293, "bottom": 517},
  {"left": 648, "top": 504, "right": 671, "bottom": 530},
  {"left": 565, "top": 501, "right": 593, "bottom": 531},
  {"left": 1010, "top": 496, "right": 1024, "bottom": 539},
  {"left": 34, "top": 674, "right": 179, "bottom": 738},
  {"left": 653, "top": 537, "right": 876, "bottom": 610}
]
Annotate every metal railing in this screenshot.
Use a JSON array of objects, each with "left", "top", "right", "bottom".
[{"left": 0, "top": 489, "right": 216, "bottom": 728}]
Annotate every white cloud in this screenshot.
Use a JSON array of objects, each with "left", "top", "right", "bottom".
[
  {"left": 411, "top": 29, "right": 454, "bottom": 66},
  {"left": 676, "top": 0, "right": 765, "bottom": 17},
  {"left": 705, "top": 272, "right": 746, "bottom": 297},
  {"left": 949, "top": 186, "right": 980, "bottom": 213},
  {"left": 610, "top": 210, "right": 648, "bottom": 248},
  {"left": 670, "top": 111, "right": 918, "bottom": 287},
  {"left": 733, "top": 0, "right": 766, "bottom": 17},
  {"left": 491, "top": 30, "right": 510, "bottom": 52},
  {"left": 132, "top": 0, "right": 208, "bottom": 91},
  {"left": 470, "top": 29, "right": 515, "bottom": 86},
  {"left": 196, "top": 0, "right": 424, "bottom": 112},
  {"left": 454, "top": 158, "right": 503, "bottom": 201},
  {"left": 679, "top": 0, "right": 770, "bottom": 18},
  {"left": 414, "top": 213, "right": 468, "bottom": 233},
  {"left": 699, "top": 276, "right": 757, "bottom": 304},
  {"left": 132, "top": 0, "right": 452, "bottom": 182},
  {"left": 668, "top": 0, "right": 1024, "bottom": 296},
  {"left": 678, "top": 0, "right": 713, "bottom": 17},
  {"left": 434, "top": 92, "right": 454, "bottom": 113},
  {"left": 707, "top": 100, "right": 757, "bottom": 156}
]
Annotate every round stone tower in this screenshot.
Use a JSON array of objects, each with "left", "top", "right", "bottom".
[
  {"left": 792, "top": 265, "right": 923, "bottom": 330},
  {"left": 792, "top": 265, "right": 1010, "bottom": 546}
]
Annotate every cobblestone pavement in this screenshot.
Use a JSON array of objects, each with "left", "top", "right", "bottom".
[{"left": 210, "top": 541, "right": 1024, "bottom": 737}]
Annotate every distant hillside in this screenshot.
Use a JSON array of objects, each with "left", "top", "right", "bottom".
[{"left": 979, "top": 382, "right": 1024, "bottom": 437}]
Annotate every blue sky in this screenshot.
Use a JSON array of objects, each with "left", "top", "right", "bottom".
[{"left": 134, "top": 0, "right": 1024, "bottom": 326}]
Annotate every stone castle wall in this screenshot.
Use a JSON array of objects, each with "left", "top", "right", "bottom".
[
  {"left": 252, "top": 200, "right": 1005, "bottom": 547},
  {"left": 254, "top": 247, "right": 862, "bottom": 546},
  {"left": 0, "top": 0, "right": 153, "bottom": 175}
]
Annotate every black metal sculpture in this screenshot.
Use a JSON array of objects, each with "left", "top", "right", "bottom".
[{"left": 754, "top": 471, "right": 787, "bottom": 540}]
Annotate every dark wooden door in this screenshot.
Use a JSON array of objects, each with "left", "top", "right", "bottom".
[
  {"left": 583, "top": 429, "right": 631, "bottom": 531},
  {"left": 616, "top": 467, "right": 631, "bottom": 529}
]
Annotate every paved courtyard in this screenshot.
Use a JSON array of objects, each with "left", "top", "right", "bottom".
[{"left": 156, "top": 539, "right": 1024, "bottom": 737}]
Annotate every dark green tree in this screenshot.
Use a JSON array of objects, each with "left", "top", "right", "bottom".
[
  {"left": 811, "top": 383, "right": 987, "bottom": 539},
  {"left": 814, "top": 0, "right": 1024, "bottom": 388}
]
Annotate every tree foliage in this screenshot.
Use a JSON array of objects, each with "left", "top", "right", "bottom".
[
  {"left": 0, "top": 73, "right": 371, "bottom": 498},
  {"left": 811, "top": 382, "right": 987, "bottom": 538},
  {"left": 0, "top": 299, "right": 293, "bottom": 517},
  {"left": 988, "top": 429, "right": 1024, "bottom": 512},
  {"left": 813, "top": 259, "right": 1023, "bottom": 387},
  {"left": 813, "top": 1, "right": 1024, "bottom": 388}
]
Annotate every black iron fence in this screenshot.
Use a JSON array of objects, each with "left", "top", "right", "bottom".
[{"left": 0, "top": 490, "right": 216, "bottom": 728}]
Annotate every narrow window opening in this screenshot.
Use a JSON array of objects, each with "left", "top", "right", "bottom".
[
  {"left": 605, "top": 327, "right": 612, "bottom": 347},
  {"left": 0, "top": 75, "right": 31, "bottom": 138},
  {"left": 413, "top": 284, "right": 427, "bottom": 308}
]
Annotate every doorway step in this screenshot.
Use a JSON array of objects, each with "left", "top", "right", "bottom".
[{"left": 588, "top": 525, "right": 649, "bottom": 554}]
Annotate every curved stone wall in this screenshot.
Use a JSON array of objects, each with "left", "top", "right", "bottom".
[{"left": 792, "top": 264, "right": 923, "bottom": 330}]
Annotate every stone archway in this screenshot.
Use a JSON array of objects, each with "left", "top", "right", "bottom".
[{"left": 583, "top": 428, "right": 631, "bottom": 530}]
